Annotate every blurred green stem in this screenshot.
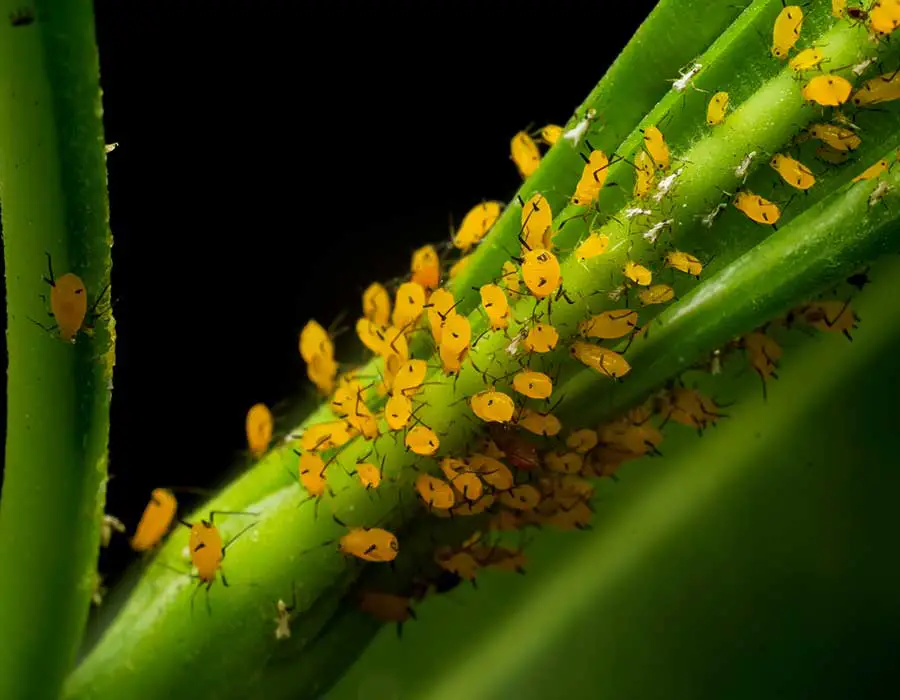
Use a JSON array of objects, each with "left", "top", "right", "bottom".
[{"left": 0, "top": 2, "right": 114, "bottom": 699}]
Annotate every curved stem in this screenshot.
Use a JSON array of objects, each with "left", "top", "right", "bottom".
[{"left": 0, "top": 2, "right": 113, "bottom": 699}]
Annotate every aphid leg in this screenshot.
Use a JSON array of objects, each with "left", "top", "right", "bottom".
[
  {"left": 221, "top": 521, "right": 258, "bottom": 556},
  {"left": 43, "top": 251, "right": 56, "bottom": 286}
]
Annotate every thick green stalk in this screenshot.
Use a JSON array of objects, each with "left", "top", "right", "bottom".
[{"left": 0, "top": 1, "right": 114, "bottom": 699}]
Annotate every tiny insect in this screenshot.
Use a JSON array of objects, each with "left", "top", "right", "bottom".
[
  {"left": 851, "top": 57, "right": 875, "bottom": 77},
  {"left": 488, "top": 424, "right": 542, "bottom": 470},
  {"left": 501, "top": 260, "right": 521, "bottom": 294},
  {"left": 734, "top": 151, "right": 758, "bottom": 183},
  {"left": 101, "top": 514, "right": 126, "bottom": 548},
  {"left": 131, "top": 488, "right": 178, "bottom": 552},
  {"left": 575, "top": 231, "right": 610, "bottom": 262},
  {"left": 34, "top": 253, "right": 109, "bottom": 343},
  {"left": 498, "top": 484, "right": 543, "bottom": 510},
  {"left": 742, "top": 331, "right": 782, "bottom": 398},
  {"left": 641, "top": 218, "right": 673, "bottom": 244},
  {"left": 802, "top": 74, "right": 853, "bottom": 107},
  {"left": 796, "top": 299, "right": 859, "bottom": 340},
  {"left": 633, "top": 150, "right": 656, "bottom": 198},
  {"left": 453, "top": 200, "right": 503, "bottom": 251},
  {"left": 562, "top": 108, "right": 597, "bottom": 147},
  {"left": 808, "top": 123, "right": 861, "bottom": 152},
  {"left": 642, "top": 126, "right": 670, "bottom": 171},
  {"left": 274, "top": 585, "right": 296, "bottom": 640},
  {"left": 665, "top": 250, "right": 703, "bottom": 277},
  {"left": 362, "top": 283, "right": 392, "bottom": 326},
  {"left": 104, "top": 142, "right": 119, "bottom": 154},
  {"left": 789, "top": 47, "right": 825, "bottom": 73},
  {"left": 772, "top": 5, "right": 804, "bottom": 59},
  {"left": 870, "top": 0, "right": 900, "bottom": 35},
  {"left": 638, "top": 284, "right": 676, "bottom": 306},
  {"left": 524, "top": 322, "right": 559, "bottom": 353},
  {"left": 440, "top": 313, "right": 472, "bottom": 355},
  {"left": 831, "top": 0, "right": 846, "bottom": 19},
  {"left": 733, "top": 191, "right": 781, "bottom": 226},
  {"left": 392, "top": 281, "right": 427, "bottom": 331},
  {"left": 815, "top": 144, "right": 850, "bottom": 165},
  {"left": 470, "top": 389, "right": 516, "bottom": 423},
  {"left": 868, "top": 180, "right": 892, "bottom": 208},
  {"left": 653, "top": 168, "right": 685, "bottom": 204},
  {"left": 700, "top": 202, "right": 728, "bottom": 228},
  {"left": 520, "top": 192, "right": 554, "bottom": 252},
  {"left": 851, "top": 70, "right": 900, "bottom": 107},
  {"left": 512, "top": 370, "right": 553, "bottom": 400},
  {"left": 516, "top": 407, "right": 563, "bottom": 437},
  {"left": 624, "top": 261, "right": 653, "bottom": 286},
  {"left": 411, "top": 244, "right": 441, "bottom": 291},
  {"left": 566, "top": 428, "right": 599, "bottom": 454},
  {"left": 570, "top": 342, "right": 632, "bottom": 379},
  {"left": 521, "top": 248, "right": 562, "bottom": 298},
  {"left": 625, "top": 207, "right": 652, "bottom": 219},
  {"left": 299, "top": 319, "right": 334, "bottom": 363},
  {"left": 416, "top": 474, "right": 456, "bottom": 510},
  {"left": 572, "top": 149, "right": 613, "bottom": 207},
  {"left": 246, "top": 403, "right": 274, "bottom": 458},
  {"left": 469, "top": 453, "right": 514, "bottom": 490},
  {"left": 770, "top": 153, "right": 816, "bottom": 190},
  {"left": 405, "top": 425, "right": 440, "bottom": 456},
  {"left": 852, "top": 158, "right": 891, "bottom": 182},
  {"left": 578, "top": 310, "right": 639, "bottom": 340},
  {"left": 511, "top": 131, "right": 541, "bottom": 179},
  {"left": 706, "top": 91, "right": 729, "bottom": 125},
  {"left": 359, "top": 592, "right": 417, "bottom": 637},
  {"left": 672, "top": 62, "right": 703, "bottom": 92},
  {"left": 330, "top": 516, "right": 400, "bottom": 563},
  {"left": 480, "top": 284, "right": 511, "bottom": 331}
]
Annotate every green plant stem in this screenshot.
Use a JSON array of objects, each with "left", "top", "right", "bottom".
[{"left": 0, "top": 2, "right": 114, "bottom": 699}]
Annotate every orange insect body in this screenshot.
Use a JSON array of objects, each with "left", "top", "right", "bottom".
[
  {"left": 624, "top": 261, "right": 653, "bottom": 286},
  {"left": 772, "top": 5, "right": 803, "bottom": 59},
  {"left": 511, "top": 131, "right": 541, "bottom": 178},
  {"left": 540, "top": 124, "right": 563, "bottom": 146},
  {"left": 339, "top": 527, "right": 399, "bottom": 563},
  {"left": 426, "top": 287, "right": 456, "bottom": 345},
  {"left": 416, "top": 474, "right": 457, "bottom": 510},
  {"left": 733, "top": 191, "right": 781, "bottom": 226},
  {"left": 512, "top": 370, "right": 553, "bottom": 400},
  {"left": 642, "top": 126, "right": 670, "bottom": 170},
  {"left": 131, "top": 488, "right": 177, "bottom": 551},
  {"left": 572, "top": 150, "right": 611, "bottom": 207},
  {"left": 405, "top": 425, "right": 440, "bottom": 456},
  {"left": 470, "top": 390, "right": 516, "bottom": 423},
  {"left": 298, "top": 452, "right": 328, "bottom": 497},
  {"left": 410, "top": 245, "right": 441, "bottom": 291},
  {"left": 545, "top": 451, "right": 584, "bottom": 475},
  {"left": 770, "top": 154, "right": 816, "bottom": 190},
  {"left": 385, "top": 393, "right": 413, "bottom": 431},
  {"left": 660, "top": 387, "right": 725, "bottom": 432},
  {"left": 498, "top": 484, "right": 542, "bottom": 511},
  {"left": 633, "top": 150, "right": 657, "bottom": 198},
  {"left": 743, "top": 331, "right": 782, "bottom": 382},
  {"left": 665, "top": 250, "right": 703, "bottom": 277},
  {"left": 501, "top": 260, "right": 521, "bottom": 294},
  {"left": 570, "top": 341, "right": 632, "bottom": 379},
  {"left": 516, "top": 408, "right": 562, "bottom": 437},
  {"left": 802, "top": 75, "right": 852, "bottom": 107},
  {"left": 469, "top": 454, "right": 514, "bottom": 490},
  {"left": 795, "top": 300, "right": 859, "bottom": 339},
  {"left": 520, "top": 193, "right": 554, "bottom": 252},
  {"left": 789, "top": 47, "right": 824, "bottom": 72},
  {"left": 188, "top": 521, "right": 225, "bottom": 583},
  {"left": 808, "top": 123, "right": 861, "bottom": 152},
  {"left": 521, "top": 249, "right": 561, "bottom": 298},
  {"left": 300, "top": 420, "right": 356, "bottom": 451},
  {"left": 355, "top": 462, "right": 381, "bottom": 489},
  {"left": 852, "top": 158, "right": 890, "bottom": 182},
  {"left": 246, "top": 403, "right": 274, "bottom": 458},
  {"left": 638, "top": 284, "right": 675, "bottom": 306},
  {"left": 50, "top": 273, "right": 89, "bottom": 342},
  {"left": 454, "top": 201, "right": 503, "bottom": 251},
  {"left": 706, "top": 91, "right": 729, "bottom": 125},
  {"left": 480, "top": 284, "right": 511, "bottom": 330},
  {"left": 359, "top": 592, "right": 415, "bottom": 629},
  {"left": 870, "top": 0, "right": 900, "bottom": 35},
  {"left": 362, "top": 283, "right": 391, "bottom": 326},
  {"left": 440, "top": 313, "right": 472, "bottom": 354},
  {"left": 299, "top": 320, "right": 332, "bottom": 363},
  {"left": 393, "top": 359, "right": 428, "bottom": 396},
  {"left": 852, "top": 70, "right": 900, "bottom": 106},
  {"left": 575, "top": 232, "right": 610, "bottom": 262},
  {"left": 566, "top": 429, "right": 599, "bottom": 454},
  {"left": 578, "top": 309, "right": 638, "bottom": 339},
  {"left": 392, "top": 282, "right": 427, "bottom": 331},
  {"left": 524, "top": 323, "right": 559, "bottom": 353}
]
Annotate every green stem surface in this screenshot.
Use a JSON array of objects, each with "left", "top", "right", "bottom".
[{"left": 0, "top": 1, "right": 114, "bottom": 699}]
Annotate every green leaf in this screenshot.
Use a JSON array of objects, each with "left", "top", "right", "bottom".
[{"left": 0, "top": 1, "right": 114, "bottom": 699}]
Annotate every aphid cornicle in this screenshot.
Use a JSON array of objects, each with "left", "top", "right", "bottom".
[
  {"left": 131, "top": 488, "right": 178, "bottom": 552},
  {"left": 246, "top": 403, "right": 274, "bottom": 458}
]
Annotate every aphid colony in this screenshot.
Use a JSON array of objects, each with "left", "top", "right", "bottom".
[{"left": 81, "top": 0, "right": 884, "bottom": 637}]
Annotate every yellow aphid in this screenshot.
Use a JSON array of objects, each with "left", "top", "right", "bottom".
[
  {"left": 572, "top": 150, "right": 611, "bottom": 207},
  {"left": 440, "top": 313, "right": 472, "bottom": 354},
  {"left": 566, "top": 428, "right": 599, "bottom": 454},
  {"left": 440, "top": 457, "right": 467, "bottom": 481},
  {"left": 524, "top": 323, "right": 559, "bottom": 353},
  {"left": 512, "top": 370, "right": 553, "bottom": 400},
  {"left": 540, "top": 124, "right": 563, "bottom": 146},
  {"left": 498, "top": 484, "right": 542, "bottom": 511},
  {"left": 771, "top": 5, "right": 803, "bottom": 59},
  {"left": 300, "top": 419, "right": 356, "bottom": 452},
  {"left": 501, "top": 260, "right": 521, "bottom": 294},
  {"left": 307, "top": 354, "right": 338, "bottom": 396},
  {"left": 706, "top": 91, "right": 729, "bottom": 125},
  {"left": 521, "top": 249, "right": 561, "bottom": 298},
  {"left": 416, "top": 474, "right": 456, "bottom": 510},
  {"left": 451, "top": 472, "right": 484, "bottom": 501},
  {"left": 299, "top": 320, "right": 332, "bottom": 364},
  {"left": 802, "top": 74, "right": 852, "bottom": 107},
  {"left": 664, "top": 250, "right": 703, "bottom": 277},
  {"left": 624, "top": 261, "right": 652, "bottom": 286},
  {"left": 470, "top": 390, "right": 516, "bottom": 423},
  {"left": 298, "top": 452, "right": 328, "bottom": 498},
  {"left": 246, "top": 403, "right": 274, "bottom": 458},
  {"left": 392, "top": 359, "right": 428, "bottom": 396},
  {"left": 392, "top": 282, "right": 427, "bottom": 331},
  {"left": 870, "top": 0, "right": 900, "bottom": 35},
  {"left": 642, "top": 126, "right": 670, "bottom": 170},
  {"left": 545, "top": 452, "right": 584, "bottom": 475},
  {"left": 469, "top": 454, "right": 514, "bottom": 490},
  {"left": 815, "top": 144, "right": 850, "bottom": 165},
  {"left": 385, "top": 393, "right": 413, "bottom": 431},
  {"left": 796, "top": 299, "right": 859, "bottom": 338},
  {"left": 808, "top": 123, "right": 861, "bottom": 152},
  {"left": 516, "top": 407, "right": 562, "bottom": 437},
  {"left": 356, "top": 318, "right": 388, "bottom": 355},
  {"left": 381, "top": 325, "right": 409, "bottom": 362},
  {"left": 362, "top": 283, "right": 391, "bottom": 326},
  {"left": 733, "top": 191, "right": 781, "bottom": 226},
  {"left": 405, "top": 425, "right": 440, "bottom": 456},
  {"left": 575, "top": 232, "right": 610, "bottom": 262},
  {"left": 638, "top": 284, "right": 676, "bottom": 306},
  {"left": 832, "top": 0, "right": 846, "bottom": 19},
  {"left": 480, "top": 284, "right": 511, "bottom": 330},
  {"left": 743, "top": 331, "right": 782, "bottom": 387},
  {"left": 511, "top": 131, "right": 541, "bottom": 179},
  {"left": 425, "top": 287, "right": 456, "bottom": 345},
  {"left": 449, "top": 255, "right": 472, "bottom": 279},
  {"left": 852, "top": 158, "right": 891, "bottom": 182},
  {"left": 570, "top": 341, "right": 632, "bottom": 379},
  {"left": 633, "top": 150, "right": 656, "bottom": 198},
  {"left": 520, "top": 193, "right": 553, "bottom": 252},
  {"left": 851, "top": 70, "right": 900, "bottom": 107},
  {"left": 411, "top": 245, "right": 440, "bottom": 291},
  {"left": 789, "top": 47, "right": 824, "bottom": 72},
  {"left": 769, "top": 153, "right": 816, "bottom": 190},
  {"left": 439, "top": 342, "right": 466, "bottom": 376},
  {"left": 454, "top": 201, "right": 503, "bottom": 251},
  {"left": 578, "top": 309, "right": 639, "bottom": 339}
]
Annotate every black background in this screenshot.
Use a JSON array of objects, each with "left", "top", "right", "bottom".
[{"left": 1, "top": 0, "right": 658, "bottom": 592}]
